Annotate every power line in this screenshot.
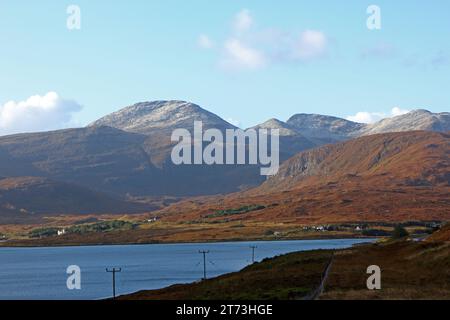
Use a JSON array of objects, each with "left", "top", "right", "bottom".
[
  {"left": 208, "top": 260, "right": 216, "bottom": 266},
  {"left": 106, "top": 267, "right": 122, "bottom": 299},
  {"left": 199, "top": 250, "right": 210, "bottom": 280},
  {"left": 250, "top": 245, "right": 257, "bottom": 263}
]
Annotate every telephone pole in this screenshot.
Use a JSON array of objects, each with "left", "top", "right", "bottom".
[
  {"left": 199, "top": 250, "right": 210, "bottom": 280},
  {"left": 250, "top": 245, "right": 257, "bottom": 263},
  {"left": 106, "top": 267, "right": 121, "bottom": 299}
]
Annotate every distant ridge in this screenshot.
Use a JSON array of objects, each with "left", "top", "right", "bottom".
[
  {"left": 286, "top": 113, "right": 364, "bottom": 141},
  {"left": 250, "top": 118, "right": 300, "bottom": 137},
  {"left": 251, "top": 109, "right": 450, "bottom": 142},
  {"left": 361, "top": 109, "right": 450, "bottom": 135}
]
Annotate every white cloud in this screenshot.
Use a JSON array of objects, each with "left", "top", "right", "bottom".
[
  {"left": 198, "top": 9, "right": 329, "bottom": 71},
  {"left": 294, "top": 30, "right": 328, "bottom": 61},
  {"left": 0, "top": 92, "right": 82, "bottom": 136},
  {"left": 346, "top": 111, "right": 385, "bottom": 124},
  {"left": 221, "top": 38, "right": 266, "bottom": 70},
  {"left": 198, "top": 34, "right": 214, "bottom": 49},
  {"left": 390, "top": 107, "right": 410, "bottom": 117},
  {"left": 346, "top": 107, "right": 410, "bottom": 124},
  {"left": 234, "top": 9, "right": 253, "bottom": 33}
]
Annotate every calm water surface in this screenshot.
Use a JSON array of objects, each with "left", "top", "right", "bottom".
[{"left": 0, "top": 239, "right": 373, "bottom": 300}]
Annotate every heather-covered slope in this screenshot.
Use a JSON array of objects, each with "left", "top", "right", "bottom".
[
  {"left": 157, "top": 131, "right": 450, "bottom": 224},
  {"left": 119, "top": 240, "right": 450, "bottom": 300},
  {"left": 260, "top": 130, "right": 450, "bottom": 192}
]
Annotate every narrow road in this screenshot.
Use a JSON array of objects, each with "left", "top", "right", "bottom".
[
  {"left": 313, "top": 255, "right": 334, "bottom": 300},
  {"left": 302, "top": 254, "right": 334, "bottom": 300}
]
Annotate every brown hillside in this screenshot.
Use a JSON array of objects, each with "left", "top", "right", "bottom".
[
  {"left": 259, "top": 130, "right": 449, "bottom": 192},
  {"left": 0, "top": 176, "right": 153, "bottom": 223},
  {"left": 158, "top": 131, "right": 450, "bottom": 224},
  {"left": 427, "top": 223, "right": 450, "bottom": 242}
]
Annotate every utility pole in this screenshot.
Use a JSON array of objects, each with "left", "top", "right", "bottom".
[
  {"left": 250, "top": 245, "right": 257, "bottom": 263},
  {"left": 106, "top": 267, "right": 121, "bottom": 299},
  {"left": 199, "top": 250, "right": 210, "bottom": 280}
]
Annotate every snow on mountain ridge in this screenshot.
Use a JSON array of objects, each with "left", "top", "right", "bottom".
[
  {"left": 90, "top": 100, "right": 448, "bottom": 141},
  {"left": 89, "top": 100, "right": 236, "bottom": 134},
  {"left": 361, "top": 109, "right": 450, "bottom": 135},
  {"left": 250, "top": 118, "right": 300, "bottom": 136}
]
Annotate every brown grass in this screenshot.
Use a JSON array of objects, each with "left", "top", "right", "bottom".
[
  {"left": 321, "top": 240, "right": 450, "bottom": 300},
  {"left": 119, "top": 250, "right": 333, "bottom": 300},
  {"left": 117, "top": 239, "right": 450, "bottom": 300}
]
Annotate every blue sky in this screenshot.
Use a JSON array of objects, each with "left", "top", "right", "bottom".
[{"left": 0, "top": 0, "right": 449, "bottom": 133}]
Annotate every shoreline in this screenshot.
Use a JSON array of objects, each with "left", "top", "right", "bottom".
[
  {"left": 0, "top": 238, "right": 378, "bottom": 300},
  {"left": 116, "top": 238, "right": 450, "bottom": 300},
  {"left": 0, "top": 234, "right": 376, "bottom": 249}
]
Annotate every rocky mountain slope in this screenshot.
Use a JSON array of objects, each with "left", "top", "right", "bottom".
[
  {"left": 0, "top": 176, "right": 150, "bottom": 223},
  {"left": 249, "top": 118, "right": 317, "bottom": 161},
  {"left": 89, "top": 100, "right": 236, "bottom": 134},
  {"left": 361, "top": 109, "right": 450, "bottom": 135},
  {"left": 0, "top": 126, "right": 156, "bottom": 195},
  {"left": 0, "top": 100, "right": 448, "bottom": 220},
  {"left": 255, "top": 109, "right": 450, "bottom": 142},
  {"left": 0, "top": 101, "right": 282, "bottom": 211},
  {"left": 0, "top": 125, "right": 267, "bottom": 198},
  {"left": 260, "top": 130, "right": 450, "bottom": 191},
  {"left": 158, "top": 131, "right": 450, "bottom": 224},
  {"left": 251, "top": 118, "right": 300, "bottom": 136},
  {"left": 286, "top": 114, "right": 364, "bottom": 141}
]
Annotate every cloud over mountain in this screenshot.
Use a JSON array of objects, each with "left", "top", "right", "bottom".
[
  {"left": 0, "top": 92, "right": 82, "bottom": 135},
  {"left": 346, "top": 107, "right": 410, "bottom": 124}
]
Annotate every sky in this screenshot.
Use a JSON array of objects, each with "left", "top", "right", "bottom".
[{"left": 0, "top": 0, "right": 449, "bottom": 134}]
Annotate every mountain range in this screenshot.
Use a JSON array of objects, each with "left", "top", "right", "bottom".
[
  {"left": 256, "top": 109, "right": 450, "bottom": 142},
  {"left": 0, "top": 100, "right": 448, "bottom": 222}
]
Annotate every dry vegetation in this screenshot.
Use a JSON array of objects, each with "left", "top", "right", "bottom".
[
  {"left": 118, "top": 232, "right": 450, "bottom": 300},
  {"left": 0, "top": 219, "right": 362, "bottom": 247},
  {"left": 322, "top": 240, "right": 450, "bottom": 299},
  {"left": 120, "top": 250, "right": 334, "bottom": 300}
]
